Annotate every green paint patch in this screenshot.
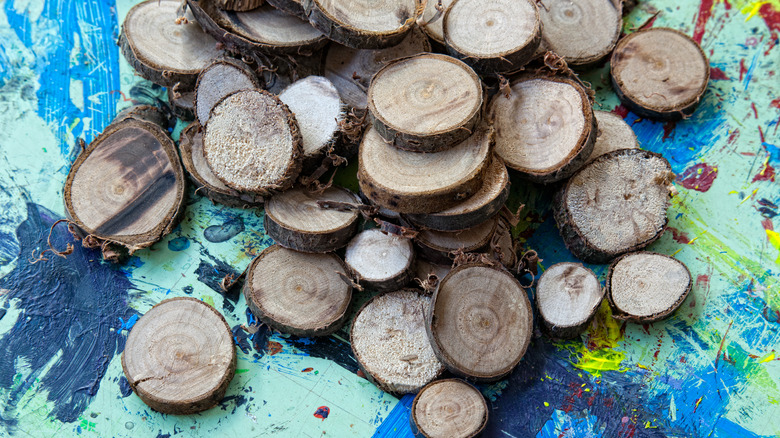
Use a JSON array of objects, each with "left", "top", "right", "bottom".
[
  {"left": 202, "top": 296, "right": 215, "bottom": 308},
  {"left": 79, "top": 418, "right": 96, "bottom": 432},
  {"left": 235, "top": 369, "right": 250, "bottom": 374}
]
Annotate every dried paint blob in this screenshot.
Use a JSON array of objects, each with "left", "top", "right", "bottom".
[{"left": 314, "top": 406, "right": 330, "bottom": 420}]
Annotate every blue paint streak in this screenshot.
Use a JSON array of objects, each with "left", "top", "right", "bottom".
[
  {"left": 167, "top": 236, "right": 190, "bottom": 252},
  {"left": 118, "top": 314, "right": 139, "bottom": 331},
  {"left": 537, "top": 409, "right": 604, "bottom": 438},
  {"left": 373, "top": 394, "right": 414, "bottom": 438},
  {"left": 743, "top": 43, "right": 762, "bottom": 91}
]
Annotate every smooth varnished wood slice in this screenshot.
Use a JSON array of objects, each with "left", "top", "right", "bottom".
[
  {"left": 122, "top": 297, "right": 235, "bottom": 414},
  {"left": 410, "top": 379, "right": 488, "bottom": 438},
  {"left": 586, "top": 110, "right": 638, "bottom": 163},
  {"left": 610, "top": 28, "right": 709, "bottom": 120},
  {"left": 489, "top": 75, "right": 596, "bottom": 183},
  {"left": 420, "top": 0, "right": 454, "bottom": 45},
  {"left": 536, "top": 262, "right": 603, "bottom": 339},
  {"left": 553, "top": 149, "right": 675, "bottom": 263},
  {"left": 168, "top": 87, "right": 195, "bottom": 120},
  {"left": 538, "top": 0, "right": 621, "bottom": 67},
  {"left": 345, "top": 228, "right": 414, "bottom": 292},
  {"left": 267, "top": 0, "right": 306, "bottom": 19},
  {"left": 216, "top": 0, "right": 264, "bottom": 11},
  {"left": 415, "top": 216, "right": 498, "bottom": 265},
  {"left": 244, "top": 245, "right": 352, "bottom": 336},
  {"left": 427, "top": 263, "right": 533, "bottom": 381},
  {"left": 195, "top": 57, "right": 260, "bottom": 126},
  {"left": 443, "top": 0, "right": 541, "bottom": 73},
  {"left": 368, "top": 54, "right": 483, "bottom": 152},
  {"left": 203, "top": 89, "right": 302, "bottom": 194},
  {"left": 120, "top": 0, "right": 222, "bottom": 88},
  {"left": 351, "top": 290, "right": 445, "bottom": 394}
]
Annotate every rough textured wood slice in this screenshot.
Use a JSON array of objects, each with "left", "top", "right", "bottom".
[
  {"left": 358, "top": 125, "right": 492, "bottom": 214},
  {"left": 168, "top": 87, "right": 195, "bottom": 120},
  {"left": 443, "top": 0, "right": 541, "bottom": 73},
  {"left": 427, "top": 264, "right": 533, "bottom": 381},
  {"left": 489, "top": 75, "right": 596, "bottom": 184},
  {"left": 491, "top": 217, "right": 516, "bottom": 269},
  {"left": 553, "top": 149, "right": 675, "bottom": 264},
  {"left": 413, "top": 258, "right": 451, "bottom": 292},
  {"left": 368, "top": 54, "right": 483, "bottom": 152},
  {"left": 345, "top": 228, "right": 414, "bottom": 292},
  {"left": 415, "top": 216, "right": 498, "bottom": 265},
  {"left": 267, "top": 0, "right": 306, "bottom": 19},
  {"left": 351, "top": 290, "right": 445, "bottom": 394},
  {"left": 216, "top": 0, "right": 264, "bottom": 11},
  {"left": 203, "top": 89, "right": 302, "bottom": 194},
  {"left": 610, "top": 28, "right": 709, "bottom": 120},
  {"left": 264, "top": 185, "right": 361, "bottom": 252},
  {"left": 586, "top": 110, "right": 638, "bottom": 163},
  {"left": 244, "top": 245, "right": 352, "bottom": 336},
  {"left": 120, "top": 0, "right": 222, "bottom": 88},
  {"left": 536, "top": 262, "right": 603, "bottom": 339},
  {"left": 195, "top": 57, "right": 260, "bottom": 126},
  {"left": 420, "top": 0, "right": 454, "bottom": 44},
  {"left": 410, "top": 379, "right": 488, "bottom": 438},
  {"left": 122, "top": 297, "right": 235, "bottom": 414},
  {"left": 538, "top": 0, "right": 621, "bottom": 67}
]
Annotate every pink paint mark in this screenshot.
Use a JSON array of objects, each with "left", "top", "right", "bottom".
[
  {"left": 762, "top": 218, "right": 774, "bottom": 231},
  {"left": 771, "top": 97, "right": 780, "bottom": 109},
  {"left": 693, "top": 0, "right": 716, "bottom": 44},
  {"left": 662, "top": 122, "right": 676, "bottom": 141},
  {"left": 313, "top": 406, "right": 330, "bottom": 420},
  {"left": 739, "top": 59, "right": 748, "bottom": 82},
  {"left": 696, "top": 274, "right": 710, "bottom": 287},
  {"left": 753, "top": 163, "right": 776, "bottom": 182},
  {"left": 668, "top": 227, "right": 691, "bottom": 244},
  {"left": 677, "top": 163, "right": 718, "bottom": 192},
  {"left": 710, "top": 67, "right": 729, "bottom": 80},
  {"left": 613, "top": 104, "right": 630, "bottom": 119}
]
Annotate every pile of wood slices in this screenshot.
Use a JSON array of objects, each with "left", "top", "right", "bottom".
[{"left": 64, "top": 0, "right": 707, "bottom": 429}]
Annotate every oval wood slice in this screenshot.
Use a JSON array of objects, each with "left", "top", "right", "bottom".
[
  {"left": 120, "top": 0, "right": 222, "bottom": 88},
  {"left": 195, "top": 57, "right": 261, "bottom": 126},
  {"left": 216, "top": 0, "right": 264, "bottom": 11},
  {"left": 420, "top": 0, "right": 454, "bottom": 44},
  {"left": 553, "top": 149, "right": 675, "bottom": 263},
  {"left": 244, "top": 245, "right": 352, "bottom": 335},
  {"left": 345, "top": 228, "right": 415, "bottom": 292},
  {"left": 168, "top": 87, "right": 195, "bottom": 120},
  {"left": 538, "top": 0, "right": 621, "bottom": 67},
  {"left": 536, "top": 262, "right": 603, "bottom": 339},
  {"left": 427, "top": 264, "right": 533, "bottom": 381},
  {"left": 368, "top": 54, "right": 483, "bottom": 152},
  {"left": 586, "top": 110, "right": 638, "bottom": 163},
  {"left": 410, "top": 379, "right": 488, "bottom": 438},
  {"left": 415, "top": 216, "right": 498, "bottom": 265},
  {"left": 121, "top": 297, "right": 236, "bottom": 414},
  {"left": 351, "top": 289, "right": 445, "bottom": 394},
  {"left": 610, "top": 28, "right": 709, "bottom": 120},
  {"left": 267, "top": 0, "right": 306, "bottom": 19},
  {"left": 607, "top": 252, "right": 692, "bottom": 322}
]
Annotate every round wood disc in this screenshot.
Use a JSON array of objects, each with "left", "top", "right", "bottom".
[
  {"left": 195, "top": 57, "right": 260, "bottom": 126},
  {"left": 610, "top": 28, "right": 709, "bottom": 120},
  {"left": 536, "top": 262, "right": 604, "bottom": 339},
  {"left": 345, "top": 228, "right": 415, "bottom": 292},
  {"left": 351, "top": 290, "right": 445, "bottom": 394},
  {"left": 427, "top": 264, "right": 533, "bottom": 381},
  {"left": 244, "top": 245, "right": 352, "bottom": 336},
  {"left": 420, "top": 0, "right": 454, "bottom": 44},
  {"left": 216, "top": 0, "right": 264, "bottom": 11},
  {"left": 587, "top": 110, "right": 638, "bottom": 163},
  {"left": 538, "top": 0, "right": 621, "bottom": 67},
  {"left": 121, "top": 297, "right": 236, "bottom": 414},
  {"left": 368, "top": 54, "right": 483, "bottom": 152},
  {"left": 168, "top": 87, "right": 195, "bottom": 120},
  {"left": 267, "top": 0, "right": 307, "bottom": 19},
  {"left": 415, "top": 216, "right": 498, "bottom": 265},
  {"left": 411, "top": 379, "right": 488, "bottom": 438}
]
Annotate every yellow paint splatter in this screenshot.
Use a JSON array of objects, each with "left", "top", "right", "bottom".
[
  {"left": 733, "top": 0, "right": 780, "bottom": 21},
  {"left": 562, "top": 302, "right": 627, "bottom": 377},
  {"left": 544, "top": 402, "right": 549, "bottom": 407},
  {"left": 767, "top": 230, "right": 780, "bottom": 264},
  {"left": 759, "top": 352, "right": 776, "bottom": 363}
]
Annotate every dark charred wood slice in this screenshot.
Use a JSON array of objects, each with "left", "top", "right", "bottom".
[
  {"left": 168, "top": 87, "right": 196, "bottom": 120},
  {"left": 267, "top": 0, "right": 307, "bottom": 19},
  {"left": 345, "top": 228, "right": 415, "bottom": 292},
  {"left": 195, "top": 57, "right": 260, "bottom": 126},
  {"left": 536, "top": 262, "right": 603, "bottom": 339},
  {"left": 122, "top": 297, "right": 235, "bottom": 414},
  {"left": 420, "top": 0, "right": 454, "bottom": 45},
  {"left": 415, "top": 216, "right": 498, "bottom": 265},
  {"left": 351, "top": 289, "right": 445, "bottom": 394},
  {"left": 216, "top": 0, "right": 264, "bottom": 11},
  {"left": 410, "top": 379, "right": 488, "bottom": 438},
  {"left": 610, "top": 28, "right": 709, "bottom": 120},
  {"left": 427, "top": 263, "right": 533, "bottom": 381},
  {"left": 553, "top": 149, "right": 675, "bottom": 263},
  {"left": 586, "top": 110, "right": 638, "bottom": 164},
  {"left": 120, "top": 0, "right": 222, "bottom": 89},
  {"left": 607, "top": 252, "right": 692, "bottom": 322},
  {"left": 115, "top": 104, "right": 171, "bottom": 128},
  {"left": 243, "top": 245, "right": 352, "bottom": 336}
]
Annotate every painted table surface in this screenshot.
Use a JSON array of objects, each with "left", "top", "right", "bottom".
[{"left": 0, "top": 0, "right": 778, "bottom": 436}]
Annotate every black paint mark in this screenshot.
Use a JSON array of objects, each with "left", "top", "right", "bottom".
[{"left": 182, "top": 285, "right": 194, "bottom": 295}]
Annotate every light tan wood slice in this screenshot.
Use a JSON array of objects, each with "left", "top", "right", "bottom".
[
  {"left": 345, "top": 228, "right": 414, "bottom": 292},
  {"left": 267, "top": 0, "right": 306, "bottom": 19},
  {"left": 536, "top": 262, "right": 603, "bottom": 339},
  {"left": 216, "top": 0, "right": 264, "bottom": 11},
  {"left": 415, "top": 216, "right": 498, "bottom": 265},
  {"left": 168, "top": 87, "right": 195, "bottom": 120},
  {"left": 586, "top": 111, "right": 638, "bottom": 163},
  {"left": 195, "top": 57, "right": 260, "bottom": 127},
  {"left": 538, "top": 0, "right": 621, "bottom": 67},
  {"left": 420, "top": 0, "right": 454, "bottom": 44},
  {"left": 410, "top": 379, "right": 488, "bottom": 438}
]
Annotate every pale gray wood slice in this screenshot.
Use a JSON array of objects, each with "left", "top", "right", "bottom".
[
  {"left": 536, "top": 262, "right": 603, "bottom": 339},
  {"left": 539, "top": 0, "right": 621, "bottom": 67},
  {"left": 195, "top": 57, "right": 260, "bottom": 126},
  {"left": 224, "top": 4, "right": 326, "bottom": 48},
  {"left": 411, "top": 379, "right": 488, "bottom": 438},
  {"left": 586, "top": 111, "right": 638, "bottom": 163},
  {"left": 345, "top": 228, "right": 415, "bottom": 292}
]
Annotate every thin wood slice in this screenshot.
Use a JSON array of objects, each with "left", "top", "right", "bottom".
[
  {"left": 195, "top": 57, "right": 261, "bottom": 127},
  {"left": 345, "top": 228, "right": 415, "bottom": 292},
  {"left": 610, "top": 28, "right": 709, "bottom": 120},
  {"left": 415, "top": 216, "right": 498, "bottom": 265},
  {"left": 120, "top": 0, "right": 222, "bottom": 88},
  {"left": 536, "top": 262, "right": 603, "bottom": 339},
  {"left": 351, "top": 290, "right": 445, "bottom": 394},
  {"left": 413, "top": 258, "right": 451, "bottom": 293},
  {"left": 244, "top": 245, "right": 352, "bottom": 336},
  {"left": 203, "top": 89, "right": 302, "bottom": 195},
  {"left": 586, "top": 110, "right": 638, "bottom": 163},
  {"left": 122, "top": 297, "right": 235, "bottom": 414},
  {"left": 420, "top": 0, "right": 454, "bottom": 44},
  {"left": 410, "top": 379, "right": 488, "bottom": 438},
  {"left": 553, "top": 149, "right": 675, "bottom": 263},
  {"left": 443, "top": 0, "right": 541, "bottom": 73},
  {"left": 490, "top": 217, "right": 517, "bottom": 269},
  {"left": 489, "top": 75, "right": 596, "bottom": 183},
  {"left": 427, "top": 264, "right": 533, "bottom": 381},
  {"left": 368, "top": 54, "right": 483, "bottom": 152},
  {"left": 267, "top": 0, "right": 306, "bottom": 19},
  {"left": 168, "top": 87, "right": 195, "bottom": 120},
  {"left": 216, "top": 0, "right": 264, "bottom": 11}
]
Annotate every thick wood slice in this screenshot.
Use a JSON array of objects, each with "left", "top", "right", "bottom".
[
  {"left": 489, "top": 75, "right": 596, "bottom": 183},
  {"left": 351, "top": 290, "right": 445, "bottom": 394},
  {"left": 410, "top": 379, "right": 488, "bottom": 438},
  {"left": 168, "top": 87, "right": 195, "bottom": 120},
  {"left": 536, "top": 262, "right": 603, "bottom": 339},
  {"left": 607, "top": 252, "right": 692, "bottom": 322},
  {"left": 345, "top": 228, "right": 414, "bottom": 292},
  {"left": 427, "top": 264, "right": 533, "bottom": 381},
  {"left": 195, "top": 57, "right": 260, "bottom": 126},
  {"left": 244, "top": 245, "right": 352, "bottom": 335},
  {"left": 610, "top": 28, "right": 709, "bottom": 120},
  {"left": 120, "top": 0, "right": 222, "bottom": 88},
  {"left": 264, "top": 185, "right": 361, "bottom": 252},
  {"left": 538, "top": 0, "right": 621, "bottom": 67},
  {"left": 368, "top": 54, "right": 483, "bottom": 152},
  {"left": 121, "top": 297, "right": 235, "bottom": 414},
  {"left": 203, "top": 89, "right": 302, "bottom": 194},
  {"left": 553, "top": 149, "right": 675, "bottom": 263},
  {"left": 267, "top": 0, "right": 307, "bottom": 19},
  {"left": 415, "top": 216, "right": 498, "bottom": 265},
  {"left": 420, "top": 0, "right": 454, "bottom": 44},
  {"left": 358, "top": 125, "right": 492, "bottom": 214},
  {"left": 216, "top": 0, "right": 264, "bottom": 11},
  {"left": 443, "top": 0, "right": 541, "bottom": 73},
  {"left": 586, "top": 110, "right": 638, "bottom": 163}
]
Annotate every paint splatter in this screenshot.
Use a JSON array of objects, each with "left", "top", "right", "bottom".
[
  {"left": 752, "top": 162, "right": 776, "bottom": 182},
  {"left": 668, "top": 227, "right": 692, "bottom": 244},
  {"left": 167, "top": 236, "right": 190, "bottom": 252},
  {"left": 677, "top": 163, "right": 718, "bottom": 192},
  {"left": 313, "top": 406, "right": 330, "bottom": 420},
  {"left": 203, "top": 217, "right": 245, "bottom": 243},
  {"left": 266, "top": 341, "right": 283, "bottom": 356},
  {"left": 693, "top": 0, "right": 716, "bottom": 44},
  {"left": 710, "top": 67, "right": 730, "bottom": 80},
  {"left": 301, "top": 368, "right": 314, "bottom": 373}
]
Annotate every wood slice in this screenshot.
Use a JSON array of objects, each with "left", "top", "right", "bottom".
[
  {"left": 552, "top": 149, "right": 675, "bottom": 263},
  {"left": 216, "top": 0, "right": 264, "bottom": 11},
  {"left": 264, "top": 185, "right": 361, "bottom": 252},
  {"left": 491, "top": 217, "right": 517, "bottom": 269},
  {"left": 489, "top": 75, "right": 596, "bottom": 183},
  {"left": 427, "top": 263, "right": 533, "bottom": 381},
  {"left": 586, "top": 110, "right": 638, "bottom": 163},
  {"left": 345, "top": 228, "right": 415, "bottom": 292},
  {"left": 266, "top": 0, "right": 306, "bottom": 19},
  {"left": 410, "top": 379, "right": 488, "bottom": 438},
  {"left": 244, "top": 244, "right": 352, "bottom": 335},
  {"left": 351, "top": 290, "right": 445, "bottom": 394},
  {"left": 413, "top": 258, "right": 451, "bottom": 293},
  {"left": 367, "top": 54, "right": 483, "bottom": 152},
  {"left": 607, "top": 252, "right": 692, "bottom": 322},
  {"left": 536, "top": 262, "right": 603, "bottom": 339},
  {"left": 443, "top": 0, "right": 541, "bottom": 73},
  {"left": 120, "top": 0, "right": 222, "bottom": 88},
  {"left": 195, "top": 57, "right": 261, "bottom": 126},
  {"left": 610, "top": 28, "right": 709, "bottom": 120},
  {"left": 358, "top": 124, "right": 492, "bottom": 214},
  {"left": 168, "top": 87, "right": 195, "bottom": 120},
  {"left": 420, "top": 0, "right": 454, "bottom": 44},
  {"left": 415, "top": 216, "right": 498, "bottom": 265},
  {"left": 121, "top": 297, "right": 235, "bottom": 414},
  {"left": 203, "top": 89, "right": 302, "bottom": 194}
]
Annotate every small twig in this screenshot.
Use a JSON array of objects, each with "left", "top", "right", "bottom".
[
  {"left": 374, "top": 218, "right": 419, "bottom": 239},
  {"left": 336, "top": 271, "right": 363, "bottom": 291}
]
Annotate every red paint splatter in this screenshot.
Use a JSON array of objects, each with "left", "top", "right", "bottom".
[
  {"left": 762, "top": 218, "right": 774, "bottom": 231},
  {"left": 668, "top": 227, "right": 691, "bottom": 244},
  {"left": 313, "top": 406, "right": 330, "bottom": 420},
  {"left": 266, "top": 341, "right": 282, "bottom": 356},
  {"left": 356, "top": 369, "right": 366, "bottom": 378},
  {"left": 109, "top": 90, "right": 136, "bottom": 103},
  {"left": 727, "top": 128, "right": 740, "bottom": 144},
  {"left": 709, "top": 67, "right": 729, "bottom": 80},
  {"left": 653, "top": 350, "right": 660, "bottom": 359},
  {"left": 753, "top": 162, "right": 776, "bottom": 182},
  {"left": 758, "top": 3, "right": 780, "bottom": 33},
  {"left": 751, "top": 102, "right": 759, "bottom": 118},
  {"left": 680, "top": 355, "right": 687, "bottom": 363},
  {"left": 677, "top": 163, "right": 718, "bottom": 192},
  {"left": 693, "top": 0, "right": 716, "bottom": 44},
  {"left": 662, "top": 121, "right": 676, "bottom": 141},
  {"left": 696, "top": 274, "right": 710, "bottom": 287},
  {"left": 771, "top": 98, "right": 780, "bottom": 109},
  {"left": 714, "top": 320, "right": 733, "bottom": 370},
  {"left": 613, "top": 104, "right": 630, "bottom": 119},
  {"left": 301, "top": 367, "right": 314, "bottom": 373},
  {"left": 739, "top": 59, "right": 748, "bottom": 82},
  {"left": 759, "top": 126, "right": 766, "bottom": 143}
]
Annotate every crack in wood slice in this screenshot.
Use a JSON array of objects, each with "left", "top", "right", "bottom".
[
  {"left": 536, "top": 262, "right": 603, "bottom": 339},
  {"left": 415, "top": 216, "right": 498, "bottom": 265},
  {"left": 195, "top": 57, "right": 261, "bottom": 126},
  {"left": 586, "top": 110, "right": 638, "bottom": 164},
  {"left": 345, "top": 228, "right": 415, "bottom": 292},
  {"left": 215, "top": 0, "right": 264, "bottom": 11},
  {"left": 538, "top": 0, "right": 621, "bottom": 67},
  {"left": 410, "top": 379, "right": 488, "bottom": 438},
  {"left": 267, "top": 0, "right": 307, "bottom": 19}
]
